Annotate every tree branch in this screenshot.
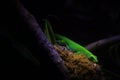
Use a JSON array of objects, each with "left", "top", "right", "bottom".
[
  {"left": 86, "top": 35, "right": 120, "bottom": 51},
  {"left": 11, "top": 0, "right": 69, "bottom": 79}
]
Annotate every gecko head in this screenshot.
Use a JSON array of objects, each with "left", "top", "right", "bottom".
[{"left": 89, "top": 55, "right": 98, "bottom": 63}]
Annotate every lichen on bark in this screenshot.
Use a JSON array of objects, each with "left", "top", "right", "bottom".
[{"left": 54, "top": 45, "right": 104, "bottom": 80}]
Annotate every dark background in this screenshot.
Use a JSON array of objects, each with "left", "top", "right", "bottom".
[
  {"left": 20, "top": 0, "right": 120, "bottom": 45},
  {"left": 0, "top": 0, "right": 120, "bottom": 79}
]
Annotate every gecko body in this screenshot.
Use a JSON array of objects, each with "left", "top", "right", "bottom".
[{"left": 55, "top": 34, "right": 98, "bottom": 63}]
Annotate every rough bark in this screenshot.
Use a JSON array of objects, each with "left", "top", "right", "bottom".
[{"left": 11, "top": 0, "right": 69, "bottom": 80}]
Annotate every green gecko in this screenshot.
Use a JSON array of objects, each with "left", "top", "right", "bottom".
[
  {"left": 55, "top": 34, "right": 98, "bottom": 63},
  {"left": 44, "top": 19, "right": 98, "bottom": 62}
]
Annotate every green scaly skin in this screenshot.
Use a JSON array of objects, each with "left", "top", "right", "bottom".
[{"left": 55, "top": 34, "right": 98, "bottom": 63}]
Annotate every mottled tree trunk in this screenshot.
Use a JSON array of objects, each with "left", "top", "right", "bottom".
[{"left": 11, "top": 0, "right": 69, "bottom": 80}]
